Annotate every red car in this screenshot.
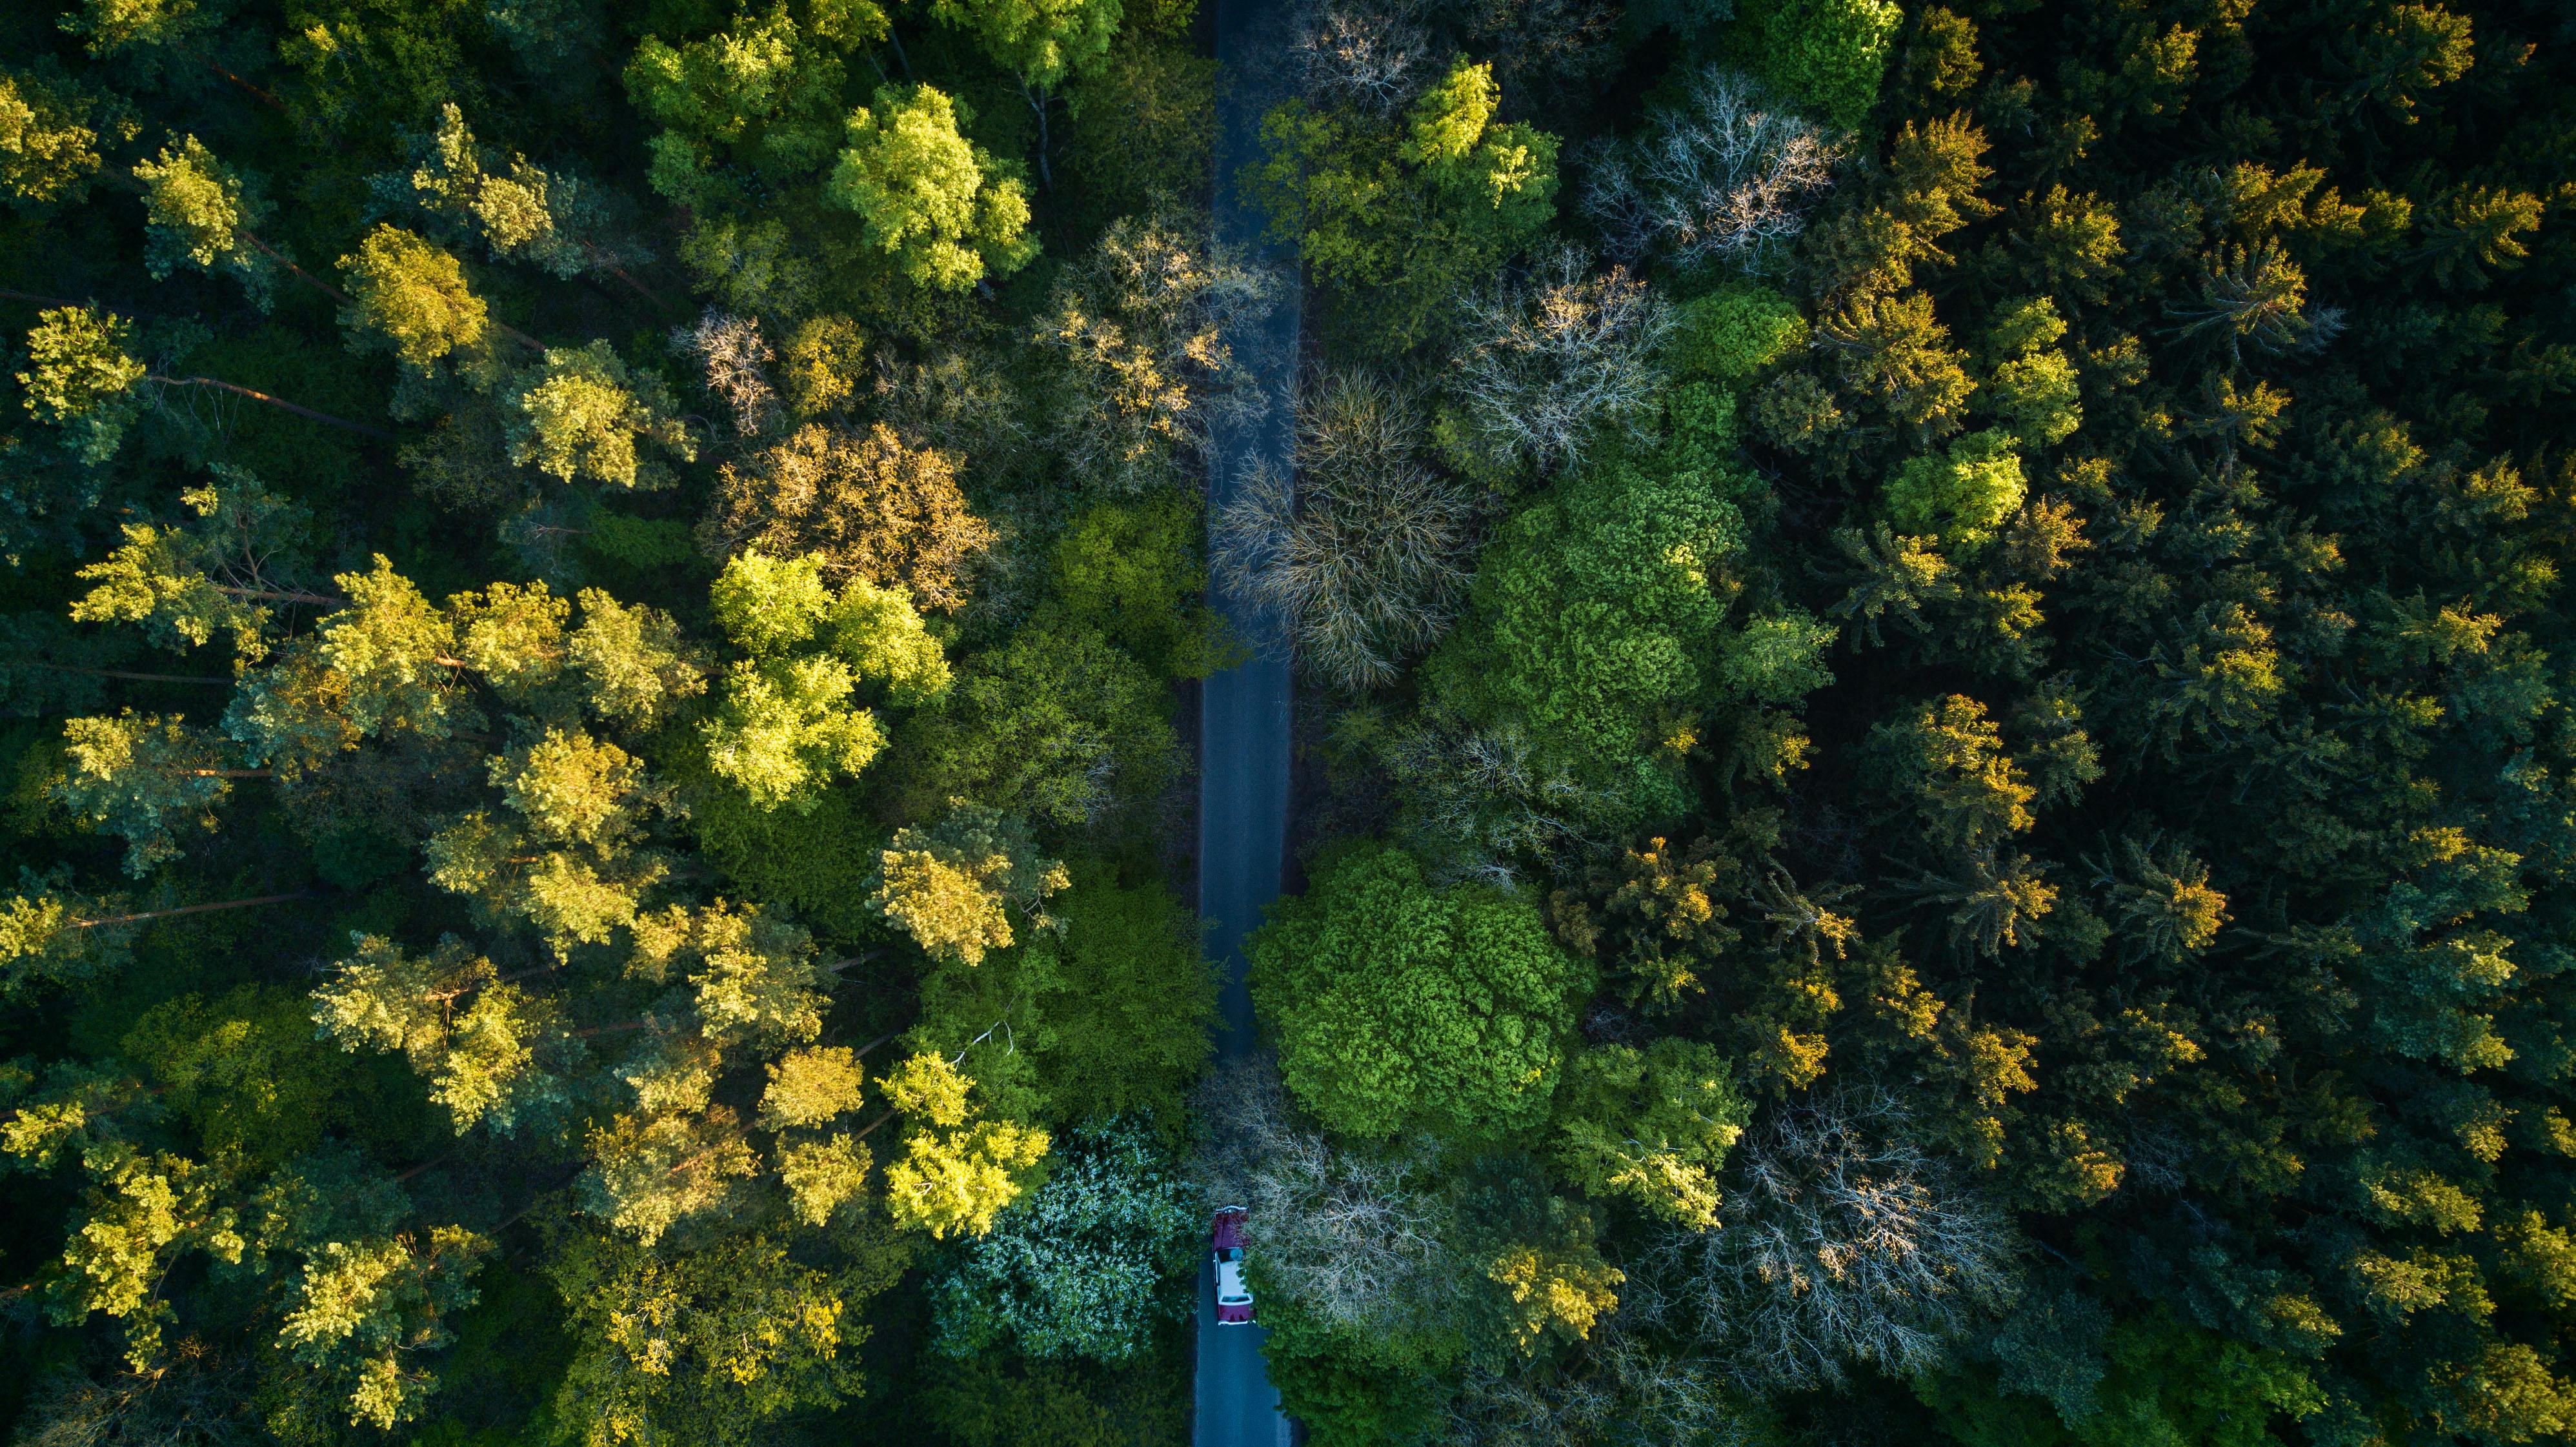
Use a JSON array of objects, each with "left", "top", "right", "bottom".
[{"left": 1212, "top": 1206, "right": 1254, "bottom": 1325}]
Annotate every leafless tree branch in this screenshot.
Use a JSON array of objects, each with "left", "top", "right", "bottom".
[
  {"left": 1632, "top": 1086, "right": 2023, "bottom": 1394},
  {"left": 1211, "top": 370, "right": 1476, "bottom": 693},
  {"left": 1451, "top": 245, "right": 1672, "bottom": 476},
  {"left": 1582, "top": 67, "right": 1843, "bottom": 269}
]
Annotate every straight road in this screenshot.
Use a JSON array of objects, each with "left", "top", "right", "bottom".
[{"left": 1194, "top": 0, "right": 1298, "bottom": 1440}]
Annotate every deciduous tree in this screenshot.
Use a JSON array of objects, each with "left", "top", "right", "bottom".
[
  {"left": 823, "top": 84, "right": 1036, "bottom": 292},
  {"left": 1247, "top": 842, "right": 1590, "bottom": 1140},
  {"left": 701, "top": 422, "right": 992, "bottom": 610}
]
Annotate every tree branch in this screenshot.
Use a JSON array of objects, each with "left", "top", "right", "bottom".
[
  {"left": 70, "top": 892, "right": 310, "bottom": 931},
  {"left": 29, "top": 663, "right": 230, "bottom": 685},
  {"left": 238, "top": 230, "right": 354, "bottom": 307},
  {"left": 147, "top": 375, "right": 396, "bottom": 441},
  {"left": 210, "top": 583, "right": 346, "bottom": 607}
]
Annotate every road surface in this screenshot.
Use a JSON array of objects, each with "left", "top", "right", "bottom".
[{"left": 1194, "top": 0, "right": 1298, "bottom": 1439}]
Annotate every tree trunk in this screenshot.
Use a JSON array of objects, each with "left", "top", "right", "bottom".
[
  {"left": 193, "top": 53, "right": 289, "bottom": 114},
  {"left": 490, "top": 319, "right": 547, "bottom": 352},
  {"left": 147, "top": 374, "right": 396, "bottom": 441},
  {"left": 31, "top": 663, "right": 229, "bottom": 685},
  {"left": 212, "top": 583, "right": 347, "bottom": 608},
  {"left": 396, "top": 1153, "right": 455, "bottom": 1184},
  {"left": 71, "top": 892, "right": 310, "bottom": 931},
  {"left": 1027, "top": 84, "right": 1055, "bottom": 192},
  {"left": 599, "top": 262, "right": 675, "bottom": 313},
  {"left": 887, "top": 26, "right": 916, "bottom": 82},
  {"left": 819, "top": 948, "right": 887, "bottom": 977},
  {"left": 0, "top": 287, "right": 97, "bottom": 310},
  {"left": 240, "top": 231, "right": 356, "bottom": 308}
]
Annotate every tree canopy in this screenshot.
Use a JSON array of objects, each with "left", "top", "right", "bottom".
[{"left": 10, "top": 0, "right": 2576, "bottom": 1443}]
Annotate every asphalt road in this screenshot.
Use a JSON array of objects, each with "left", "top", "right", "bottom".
[{"left": 1193, "top": 0, "right": 1298, "bottom": 1439}]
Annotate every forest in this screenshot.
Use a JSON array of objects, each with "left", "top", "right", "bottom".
[{"left": 3, "top": 0, "right": 2575, "bottom": 1442}]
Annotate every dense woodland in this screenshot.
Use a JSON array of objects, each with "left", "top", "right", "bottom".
[{"left": 5, "top": 0, "right": 2576, "bottom": 1442}]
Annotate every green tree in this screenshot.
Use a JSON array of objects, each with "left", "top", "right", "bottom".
[
  {"left": 700, "top": 549, "right": 948, "bottom": 811},
  {"left": 395, "top": 104, "right": 644, "bottom": 285},
  {"left": 626, "top": 5, "right": 865, "bottom": 190},
  {"left": 876, "top": 1051, "right": 1052, "bottom": 1239},
  {"left": 54, "top": 711, "right": 257, "bottom": 876},
  {"left": 545, "top": 1225, "right": 905, "bottom": 1447},
  {"left": 1718, "top": 0, "right": 1904, "bottom": 129},
  {"left": 1922, "top": 1308, "right": 2324, "bottom": 1447},
  {"left": 1669, "top": 283, "right": 1810, "bottom": 388},
  {"left": 275, "top": 1228, "right": 494, "bottom": 1431},
  {"left": 504, "top": 341, "right": 696, "bottom": 488},
  {"left": 424, "top": 729, "right": 679, "bottom": 953},
  {"left": 16, "top": 304, "right": 147, "bottom": 463},
  {"left": 1977, "top": 296, "right": 2082, "bottom": 447},
  {"left": 337, "top": 225, "right": 536, "bottom": 369},
  {"left": 1051, "top": 493, "right": 1234, "bottom": 677},
  {"left": 931, "top": 0, "right": 1118, "bottom": 91},
  {"left": 119, "top": 984, "right": 355, "bottom": 1171},
  {"left": 927, "top": 1119, "right": 1195, "bottom": 1362},
  {"left": 1423, "top": 454, "right": 1829, "bottom": 831},
  {"left": 132, "top": 134, "right": 277, "bottom": 305},
  {"left": 1549, "top": 1038, "right": 1751, "bottom": 1228},
  {"left": 1025, "top": 867, "right": 1214, "bottom": 1122},
  {"left": 312, "top": 933, "right": 561, "bottom": 1133},
  {"left": 570, "top": 588, "right": 712, "bottom": 727},
  {"left": 0, "top": 63, "right": 129, "bottom": 209},
  {"left": 870, "top": 804, "right": 1068, "bottom": 966},
  {"left": 891, "top": 622, "right": 1177, "bottom": 828},
  {"left": 1254, "top": 59, "right": 1559, "bottom": 352},
  {"left": 1247, "top": 842, "right": 1591, "bottom": 1141},
  {"left": 1885, "top": 429, "right": 2027, "bottom": 545},
  {"left": 823, "top": 84, "right": 1037, "bottom": 292},
  {"left": 72, "top": 472, "right": 321, "bottom": 662}
]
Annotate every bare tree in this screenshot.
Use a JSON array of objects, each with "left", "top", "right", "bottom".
[
  {"left": 1291, "top": 0, "right": 1438, "bottom": 115},
  {"left": 1582, "top": 67, "right": 1843, "bottom": 269},
  {"left": 1211, "top": 370, "right": 1476, "bottom": 693},
  {"left": 1451, "top": 246, "right": 1673, "bottom": 476},
  {"left": 869, "top": 347, "right": 1031, "bottom": 474},
  {"left": 1374, "top": 718, "right": 1611, "bottom": 883},
  {"left": 15, "top": 1356, "right": 261, "bottom": 1447},
  {"left": 700, "top": 423, "right": 994, "bottom": 612},
  {"left": 1035, "top": 211, "right": 1282, "bottom": 495},
  {"left": 1456, "top": 0, "right": 1620, "bottom": 117},
  {"left": 1440, "top": 1333, "right": 1767, "bottom": 1447},
  {"left": 1631, "top": 1088, "right": 2023, "bottom": 1393},
  {"left": 670, "top": 311, "right": 783, "bottom": 439},
  {"left": 1194, "top": 1056, "right": 1460, "bottom": 1337}
]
